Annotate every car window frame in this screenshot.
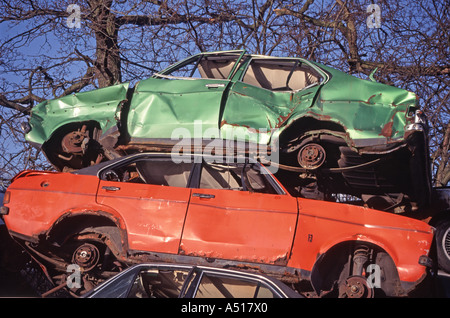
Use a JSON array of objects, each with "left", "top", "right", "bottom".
[
  {"left": 154, "top": 50, "right": 246, "bottom": 81},
  {"left": 97, "top": 154, "right": 197, "bottom": 188},
  {"left": 184, "top": 268, "right": 284, "bottom": 298},
  {"left": 188, "top": 158, "right": 286, "bottom": 195},
  {"left": 95, "top": 154, "right": 286, "bottom": 194},
  {"left": 237, "top": 56, "right": 328, "bottom": 92},
  {"left": 127, "top": 265, "right": 194, "bottom": 298}
]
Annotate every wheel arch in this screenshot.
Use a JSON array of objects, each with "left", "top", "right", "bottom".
[
  {"left": 43, "top": 120, "right": 102, "bottom": 146},
  {"left": 45, "top": 210, "right": 128, "bottom": 260},
  {"left": 276, "top": 116, "right": 349, "bottom": 150},
  {"left": 428, "top": 209, "right": 450, "bottom": 228},
  {"left": 310, "top": 240, "right": 402, "bottom": 297},
  {"left": 41, "top": 120, "right": 104, "bottom": 170}
]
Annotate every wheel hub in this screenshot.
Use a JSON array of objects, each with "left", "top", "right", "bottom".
[
  {"left": 297, "top": 143, "right": 326, "bottom": 169},
  {"left": 72, "top": 243, "right": 100, "bottom": 272},
  {"left": 61, "top": 125, "right": 88, "bottom": 154},
  {"left": 339, "top": 276, "right": 374, "bottom": 298}
]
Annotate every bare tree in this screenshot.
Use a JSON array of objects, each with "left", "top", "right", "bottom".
[{"left": 0, "top": 0, "right": 448, "bottom": 186}]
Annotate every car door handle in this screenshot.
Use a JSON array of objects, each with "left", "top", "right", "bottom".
[
  {"left": 192, "top": 193, "right": 215, "bottom": 199},
  {"left": 102, "top": 186, "right": 120, "bottom": 191},
  {"left": 205, "top": 83, "right": 225, "bottom": 88}
]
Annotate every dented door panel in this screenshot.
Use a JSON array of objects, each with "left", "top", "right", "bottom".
[
  {"left": 220, "top": 81, "right": 296, "bottom": 144},
  {"left": 180, "top": 188, "right": 298, "bottom": 265},
  {"left": 96, "top": 180, "right": 191, "bottom": 253},
  {"left": 127, "top": 77, "right": 230, "bottom": 141}
]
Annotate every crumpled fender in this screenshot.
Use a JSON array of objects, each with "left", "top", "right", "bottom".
[{"left": 26, "top": 82, "right": 130, "bottom": 147}]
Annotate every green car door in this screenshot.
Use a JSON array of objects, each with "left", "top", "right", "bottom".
[
  {"left": 221, "top": 57, "right": 325, "bottom": 146},
  {"left": 127, "top": 51, "right": 245, "bottom": 143}
]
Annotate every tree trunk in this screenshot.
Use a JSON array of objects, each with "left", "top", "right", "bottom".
[
  {"left": 436, "top": 122, "right": 450, "bottom": 187},
  {"left": 88, "top": 0, "right": 121, "bottom": 87}
]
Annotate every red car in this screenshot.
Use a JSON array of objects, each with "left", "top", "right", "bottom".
[{"left": 1, "top": 153, "right": 434, "bottom": 297}]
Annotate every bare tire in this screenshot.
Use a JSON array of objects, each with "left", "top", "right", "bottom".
[{"left": 435, "top": 219, "right": 450, "bottom": 273}]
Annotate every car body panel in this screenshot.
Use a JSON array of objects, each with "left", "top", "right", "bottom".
[
  {"left": 221, "top": 56, "right": 326, "bottom": 145},
  {"left": 220, "top": 80, "right": 308, "bottom": 144},
  {"left": 2, "top": 154, "right": 434, "bottom": 297},
  {"left": 2, "top": 171, "right": 101, "bottom": 238},
  {"left": 180, "top": 188, "right": 298, "bottom": 264},
  {"left": 26, "top": 82, "right": 130, "bottom": 147},
  {"left": 127, "top": 77, "right": 230, "bottom": 140},
  {"left": 289, "top": 197, "right": 433, "bottom": 283},
  {"left": 97, "top": 180, "right": 191, "bottom": 253},
  {"left": 295, "top": 62, "right": 418, "bottom": 150}
]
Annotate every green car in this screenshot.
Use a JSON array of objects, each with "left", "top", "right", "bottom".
[{"left": 22, "top": 50, "right": 431, "bottom": 212}]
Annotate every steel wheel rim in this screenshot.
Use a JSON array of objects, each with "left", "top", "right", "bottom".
[
  {"left": 72, "top": 243, "right": 100, "bottom": 272},
  {"left": 443, "top": 226, "right": 450, "bottom": 262}
]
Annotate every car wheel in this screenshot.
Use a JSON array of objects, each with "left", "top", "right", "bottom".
[
  {"left": 42, "top": 121, "right": 105, "bottom": 171},
  {"left": 435, "top": 219, "right": 450, "bottom": 273},
  {"left": 297, "top": 143, "right": 326, "bottom": 170},
  {"left": 338, "top": 275, "right": 374, "bottom": 298},
  {"left": 312, "top": 243, "right": 400, "bottom": 297},
  {"left": 336, "top": 245, "right": 375, "bottom": 298},
  {"left": 59, "top": 238, "right": 123, "bottom": 296}
]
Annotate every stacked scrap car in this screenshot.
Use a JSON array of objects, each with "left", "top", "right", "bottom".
[
  {"left": 83, "top": 263, "right": 303, "bottom": 298},
  {"left": 1, "top": 153, "right": 434, "bottom": 297}
]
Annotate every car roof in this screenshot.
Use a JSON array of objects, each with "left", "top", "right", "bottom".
[{"left": 84, "top": 262, "right": 302, "bottom": 298}]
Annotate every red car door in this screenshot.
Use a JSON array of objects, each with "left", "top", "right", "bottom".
[
  {"left": 96, "top": 157, "right": 193, "bottom": 253},
  {"left": 180, "top": 160, "right": 298, "bottom": 265}
]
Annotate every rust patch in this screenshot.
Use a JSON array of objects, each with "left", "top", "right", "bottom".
[
  {"left": 305, "top": 111, "right": 333, "bottom": 121},
  {"left": 220, "top": 119, "right": 272, "bottom": 134},
  {"left": 360, "top": 93, "right": 381, "bottom": 105},
  {"left": 220, "top": 119, "right": 250, "bottom": 129},
  {"left": 275, "top": 107, "right": 297, "bottom": 128},
  {"left": 380, "top": 121, "right": 393, "bottom": 138},
  {"left": 273, "top": 253, "right": 289, "bottom": 265}
]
